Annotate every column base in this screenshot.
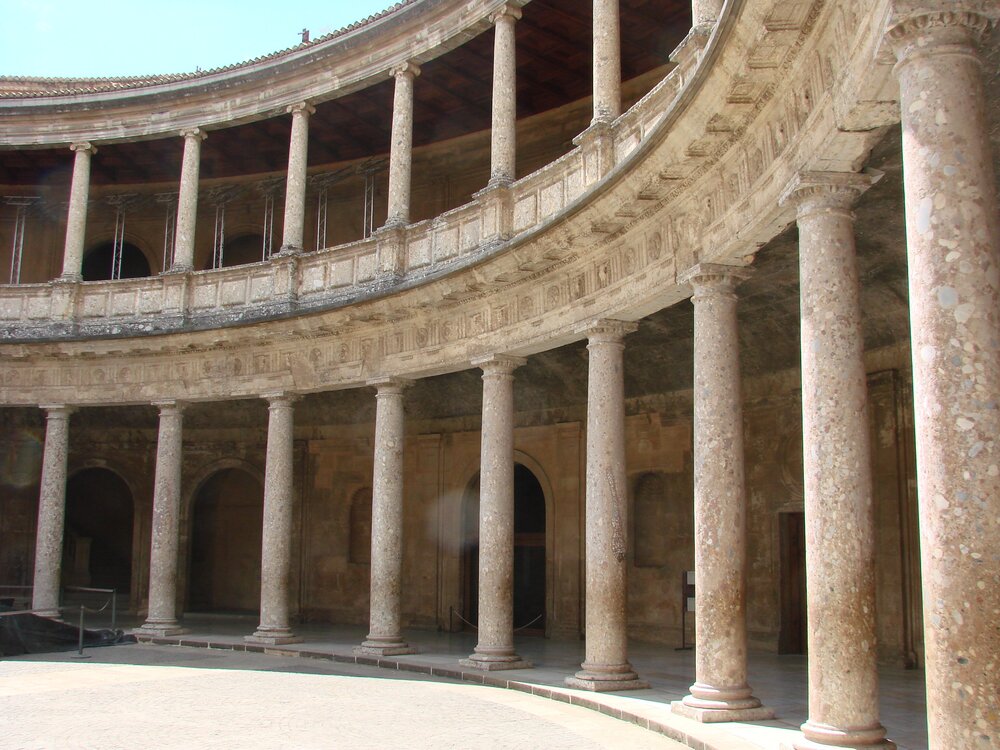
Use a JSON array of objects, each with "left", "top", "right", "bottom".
[
  {"left": 355, "top": 639, "right": 417, "bottom": 657},
  {"left": 460, "top": 653, "right": 533, "bottom": 671},
  {"left": 565, "top": 662, "right": 649, "bottom": 692},
  {"left": 33, "top": 609, "right": 62, "bottom": 620},
  {"left": 672, "top": 699, "right": 776, "bottom": 723},
  {"left": 136, "top": 621, "right": 188, "bottom": 638},
  {"left": 788, "top": 721, "right": 895, "bottom": 750},
  {"left": 244, "top": 628, "right": 302, "bottom": 646}
]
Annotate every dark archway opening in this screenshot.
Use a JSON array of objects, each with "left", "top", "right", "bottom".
[
  {"left": 204, "top": 233, "right": 266, "bottom": 270},
  {"left": 779, "top": 511, "right": 807, "bottom": 654},
  {"left": 81, "top": 241, "right": 151, "bottom": 280},
  {"left": 461, "top": 463, "right": 546, "bottom": 635},
  {"left": 188, "top": 468, "right": 263, "bottom": 614},
  {"left": 63, "top": 468, "right": 134, "bottom": 593}
]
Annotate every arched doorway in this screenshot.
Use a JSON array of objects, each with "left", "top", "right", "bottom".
[
  {"left": 63, "top": 468, "right": 134, "bottom": 593},
  {"left": 188, "top": 468, "right": 263, "bottom": 614},
  {"left": 81, "top": 241, "right": 151, "bottom": 280},
  {"left": 203, "top": 233, "right": 266, "bottom": 269},
  {"left": 461, "top": 463, "right": 546, "bottom": 635}
]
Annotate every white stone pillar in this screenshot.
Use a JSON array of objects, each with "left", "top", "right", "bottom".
[
  {"left": 31, "top": 405, "right": 74, "bottom": 617},
  {"left": 357, "top": 378, "right": 416, "bottom": 656},
  {"left": 692, "top": 0, "right": 723, "bottom": 27},
  {"left": 672, "top": 265, "right": 772, "bottom": 722},
  {"left": 247, "top": 393, "right": 301, "bottom": 645},
  {"left": 279, "top": 102, "right": 315, "bottom": 255},
  {"left": 781, "top": 174, "right": 891, "bottom": 749},
  {"left": 59, "top": 143, "right": 95, "bottom": 282},
  {"left": 461, "top": 355, "right": 531, "bottom": 671},
  {"left": 384, "top": 63, "right": 420, "bottom": 229},
  {"left": 592, "top": 0, "right": 621, "bottom": 125},
  {"left": 170, "top": 128, "right": 206, "bottom": 273},
  {"left": 488, "top": 5, "right": 521, "bottom": 188},
  {"left": 139, "top": 401, "right": 187, "bottom": 636},
  {"left": 888, "top": 9, "right": 1000, "bottom": 749},
  {"left": 566, "top": 320, "right": 647, "bottom": 691}
]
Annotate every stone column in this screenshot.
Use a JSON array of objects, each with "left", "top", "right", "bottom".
[
  {"left": 888, "top": 10, "right": 1000, "bottom": 749},
  {"left": 139, "top": 401, "right": 188, "bottom": 636},
  {"left": 279, "top": 102, "right": 315, "bottom": 254},
  {"left": 247, "top": 393, "right": 301, "bottom": 645},
  {"left": 170, "top": 128, "right": 206, "bottom": 272},
  {"left": 592, "top": 0, "right": 621, "bottom": 125},
  {"left": 488, "top": 5, "right": 521, "bottom": 188},
  {"left": 58, "top": 143, "right": 95, "bottom": 281},
  {"left": 357, "top": 378, "right": 416, "bottom": 656},
  {"left": 461, "top": 355, "right": 531, "bottom": 671},
  {"left": 566, "top": 320, "right": 647, "bottom": 691},
  {"left": 672, "top": 265, "right": 772, "bottom": 722},
  {"left": 31, "top": 405, "right": 74, "bottom": 617},
  {"left": 384, "top": 63, "right": 420, "bottom": 229},
  {"left": 692, "top": 0, "right": 723, "bottom": 27},
  {"left": 781, "top": 174, "right": 891, "bottom": 748}
]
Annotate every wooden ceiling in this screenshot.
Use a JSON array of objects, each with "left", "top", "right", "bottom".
[{"left": 0, "top": 0, "right": 690, "bottom": 188}]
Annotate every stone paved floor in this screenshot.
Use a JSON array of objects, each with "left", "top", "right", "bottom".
[{"left": 10, "top": 613, "right": 928, "bottom": 750}]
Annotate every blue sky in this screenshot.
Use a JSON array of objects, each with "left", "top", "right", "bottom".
[{"left": 0, "top": 1, "right": 397, "bottom": 77}]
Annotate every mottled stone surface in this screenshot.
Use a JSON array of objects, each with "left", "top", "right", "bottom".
[
  {"left": 782, "top": 175, "right": 891, "bottom": 749},
  {"left": 672, "top": 265, "right": 771, "bottom": 722},
  {"left": 140, "top": 401, "right": 188, "bottom": 637},
  {"left": 58, "top": 144, "right": 93, "bottom": 282},
  {"left": 889, "top": 9, "right": 1000, "bottom": 749},
  {"left": 31, "top": 405, "right": 73, "bottom": 618},
  {"left": 488, "top": 5, "right": 520, "bottom": 188},
  {"left": 385, "top": 63, "right": 420, "bottom": 229},
  {"left": 692, "top": 0, "right": 723, "bottom": 27},
  {"left": 357, "top": 378, "right": 415, "bottom": 656},
  {"left": 279, "top": 102, "right": 314, "bottom": 254},
  {"left": 171, "top": 129, "right": 205, "bottom": 272},
  {"left": 566, "top": 320, "right": 647, "bottom": 692},
  {"left": 247, "top": 393, "right": 301, "bottom": 645},
  {"left": 462, "top": 355, "right": 531, "bottom": 671},
  {"left": 592, "top": 0, "right": 621, "bottom": 124}
]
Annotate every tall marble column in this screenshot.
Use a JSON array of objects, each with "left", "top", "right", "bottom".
[
  {"left": 888, "top": 10, "right": 1000, "bottom": 749},
  {"left": 782, "top": 174, "right": 891, "bottom": 748},
  {"left": 31, "top": 405, "right": 74, "bottom": 617},
  {"left": 488, "top": 5, "right": 521, "bottom": 188},
  {"left": 566, "top": 320, "right": 647, "bottom": 691},
  {"left": 279, "top": 102, "right": 315, "bottom": 255},
  {"left": 170, "top": 128, "right": 206, "bottom": 272},
  {"left": 247, "top": 393, "right": 301, "bottom": 645},
  {"left": 592, "top": 0, "right": 621, "bottom": 125},
  {"left": 672, "top": 265, "right": 772, "bottom": 722},
  {"left": 692, "top": 0, "right": 723, "bottom": 27},
  {"left": 139, "top": 401, "right": 188, "bottom": 636},
  {"left": 462, "top": 355, "right": 531, "bottom": 670},
  {"left": 58, "top": 143, "right": 95, "bottom": 282},
  {"left": 357, "top": 378, "right": 416, "bottom": 656},
  {"left": 384, "top": 62, "right": 420, "bottom": 229}
]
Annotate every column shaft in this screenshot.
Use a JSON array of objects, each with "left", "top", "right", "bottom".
[
  {"left": 489, "top": 6, "right": 521, "bottom": 188},
  {"left": 59, "top": 143, "right": 94, "bottom": 281},
  {"left": 784, "top": 175, "right": 890, "bottom": 749},
  {"left": 673, "top": 265, "right": 771, "bottom": 722},
  {"left": 247, "top": 393, "right": 301, "bottom": 644},
  {"left": 692, "top": 0, "right": 724, "bottom": 27},
  {"left": 385, "top": 63, "right": 420, "bottom": 228},
  {"left": 31, "top": 406, "right": 73, "bottom": 617},
  {"left": 566, "top": 320, "right": 647, "bottom": 691},
  {"left": 357, "top": 379, "right": 415, "bottom": 656},
  {"left": 171, "top": 129, "right": 206, "bottom": 272},
  {"left": 889, "top": 11, "right": 1000, "bottom": 749},
  {"left": 592, "top": 0, "right": 621, "bottom": 125},
  {"left": 279, "top": 102, "right": 315, "bottom": 254},
  {"left": 140, "top": 401, "right": 187, "bottom": 636},
  {"left": 462, "top": 355, "right": 530, "bottom": 670}
]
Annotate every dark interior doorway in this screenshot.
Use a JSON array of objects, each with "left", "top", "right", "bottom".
[
  {"left": 63, "top": 468, "right": 134, "bottom": 593},
  {"left": 461, "top": 463, "right": 546, "bottom": 635},
  {"left": 188, "top": 468, "right": 263, "bottom": 614},
  {"left": 82, "top": 241, "right": 151, "bottom": 280},
  {"left": 778, "top": 511, "right": 807, "bottom": 654}
]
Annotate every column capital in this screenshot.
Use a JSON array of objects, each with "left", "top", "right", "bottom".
[
  {"left": 262, "top": 391, "right": 300, "bottom": 407},
  {"left": 472, "top": 354, "right": 526, "bottom": 374},
  {"left": 575, "top": 318, "right": 638, "bottom": 344},
  {"left": 69, "top": 141, "right": 95, "bottom": 154},
  {"left": 389, "top": 61, "right": 421, "bottom": 80},
  {"left": 179, "top": 127, "right": 207, "bottom": 141},
  {"left": 679, "top": 263, "right": 752, "bottom": 297},
  {"left": 887, "top": 7, "right": 995, "bottom": 62},
  {"left": 39, "top": 404, "right": 76, "bottom": 418},
  {"left": 287, "top": 101, "right": 316, "bottom": 117},
  {"left": 152, "top": 399, "right": 187, "bottom": 414},
  {"left": 368, "top": 376, "right": 413, "bottom": 393},
  {"left": 779, "top": 170, "right": 882, "bottom": 218},
  {"left": 490, "top": 3, "right": 522, "bottom": 24}
]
